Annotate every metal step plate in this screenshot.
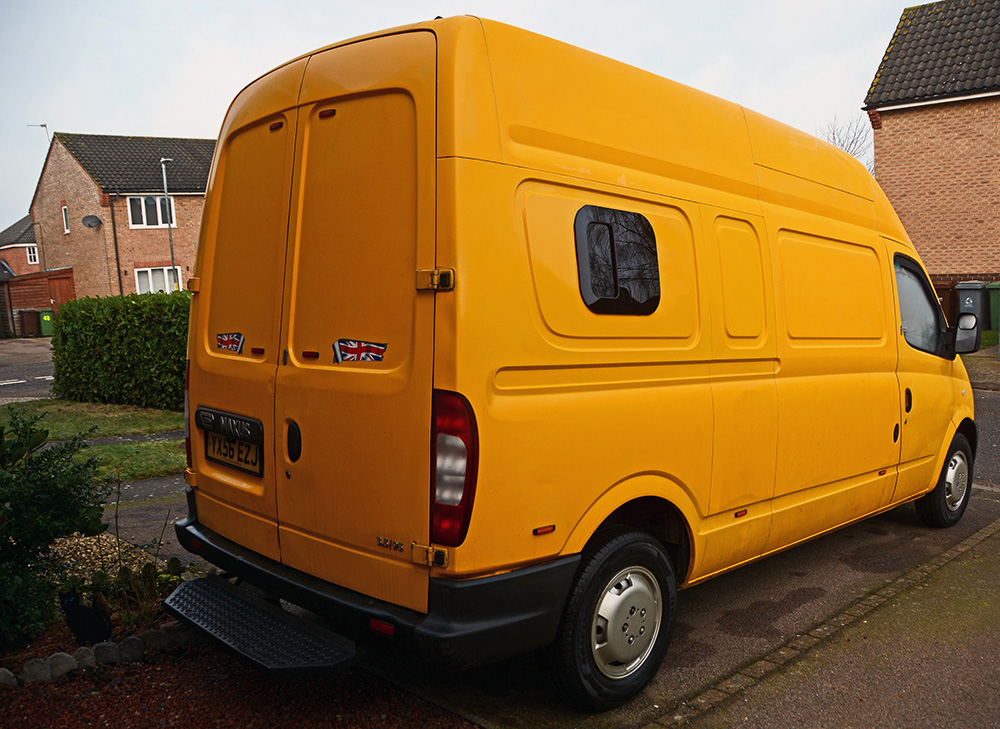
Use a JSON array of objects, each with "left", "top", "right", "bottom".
[{"left": 165, "top": 575, "right": 356, "bottom": 677}]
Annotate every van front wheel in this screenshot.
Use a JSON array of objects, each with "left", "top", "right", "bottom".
[
  {"left": 550, "top": 528, "right": 677, "bottom": 710},
  {"left": 915, "top": 434, "right": 973, "bottom": 528}
]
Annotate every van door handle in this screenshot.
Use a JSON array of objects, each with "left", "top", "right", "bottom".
[
  {"left": 287, "top": 420, "right": 302, "bottom": 462},
  {"left": 905, "top": 388, "right": 912, "bottom": 413}
]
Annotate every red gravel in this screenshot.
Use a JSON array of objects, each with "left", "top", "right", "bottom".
[{"left": 1, "top": 625, "right": 477, "bottom": 729}]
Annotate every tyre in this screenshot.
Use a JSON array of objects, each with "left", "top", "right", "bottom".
[
  {"left": 549, "top": 528, "right": 677, "bottom": 711},
  {"left": 915, "top": 433, "right": 973, "bottom": 528}
]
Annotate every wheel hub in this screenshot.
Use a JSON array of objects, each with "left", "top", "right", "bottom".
[
  {"left": 944, "top": 451, "right": 969, "bottom": 512},
  {"left": 591, "top": 566, "right": 661, "bottom": 679}
]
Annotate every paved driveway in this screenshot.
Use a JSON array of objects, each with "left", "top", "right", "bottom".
[{"left": 0, "top": 337, "right": 54, "bottom": 401}]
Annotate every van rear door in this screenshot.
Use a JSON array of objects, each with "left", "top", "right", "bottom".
[
  {"left": 188, "top": 60, "right": 306, "bottom": 562},
  {"left": 272, "top": 33, "right": 437, "bottom": 613}
]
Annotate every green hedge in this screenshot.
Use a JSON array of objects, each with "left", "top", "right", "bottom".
[{"left": 52, "top": 292, "right": 191, "bottom": 411}]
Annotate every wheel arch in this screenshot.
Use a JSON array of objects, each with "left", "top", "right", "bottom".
[
  {"left": 563, "top": 476, "right": 698, "bottom": 584},
  {"left": 956, "top": 417, "right": 977, "bottom": 460}
]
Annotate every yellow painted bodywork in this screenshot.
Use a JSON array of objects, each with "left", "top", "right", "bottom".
[{"left": 187, "top": 17, "right": 975, "bottom": 612}]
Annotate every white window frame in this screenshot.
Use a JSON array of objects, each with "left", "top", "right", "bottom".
[
  {"left": 127, "top": 196, "right": 177, "bottom": 229},
  {"left": 62, "top": 206, "right": 69, "bottom": 234},
  {"left": 135, "top": 266, "right": 183, "bottom": 294},
  {"left": 26, "top": 246, "right": 38, "bottom": 265}
]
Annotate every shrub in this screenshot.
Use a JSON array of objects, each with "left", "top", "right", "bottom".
[
  {"left": 0, "top": 410, "right": 108, "bottom": 651},
  {"left": 52, "top": 291, "right": 190, "bottom": 411}
]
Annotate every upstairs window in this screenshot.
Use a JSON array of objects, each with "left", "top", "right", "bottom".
[
  {"left": 574, "top": 205, "right": 660, "bottom": 315},
  {"left": 62, "top": 206, "right": 69, "bottom": 234},
  {"left": 26, "top": 246, "right": 38, "bottom": 265},
  {"left": 128, "top": 196, "right": 175, "bottom": 228}
]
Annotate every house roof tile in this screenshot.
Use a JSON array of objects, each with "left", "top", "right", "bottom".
[
  {"left": 55, "top": 133, "right": 216, "bottom": 193},
  {"left": 0, "top": 215, "right": 36, "bottom": 246},
  {"left": 864, "top": 0, "right": 1000, "bottom": 109}
]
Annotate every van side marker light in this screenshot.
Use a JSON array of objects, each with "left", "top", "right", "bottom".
[
  {"left": 302, "top": 351, "right": 320, "bottom": 359},
  {"left": 879, "top": 469, "right": 887, "bottom": 476},
  {"left": 269, "top": 121, "right": 284, "bottom": 131},
  {"left": 370, "top": 618, "right": 394, "bottom": 637},
  {"left": 533, "top": 525, "right": 556, "bottom": 536},
  {"left": 319, "top": 109, "right": 337, "bottom": 118},
  {"left": 251, "top": 347, "right": 265, "bottom": 356},
  {"left": 734, "top": 510, "right": 748, "bottom": 519}
]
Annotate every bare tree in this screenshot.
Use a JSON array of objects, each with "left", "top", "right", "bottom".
[{"left": 818, "top": 113, "right": 874, "bottom": 174}]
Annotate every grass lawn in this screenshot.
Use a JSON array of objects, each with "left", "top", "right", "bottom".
[
  {"left": 3, "top": 399, "right": 183, "bottom": 441},
  {"left": 87, "top": 439, "right": 187, "bottom": 482},
  {"left": 2, "top": 399, "right": 186, "bottom": 482}
]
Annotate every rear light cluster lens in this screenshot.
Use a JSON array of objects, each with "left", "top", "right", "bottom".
[
  {"left": 184, "top": 360, "right": 192, "bottom": 469},
  {"left": 431, "top": 390, "right": 478, "bottom": 547}
]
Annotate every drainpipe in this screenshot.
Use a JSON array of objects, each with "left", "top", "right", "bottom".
[
  {"left": 109, "top": 193, "right": 124, "bottom": 295},
  {"left": 4, "top": 281, "right": 13, "bottom": 337}
]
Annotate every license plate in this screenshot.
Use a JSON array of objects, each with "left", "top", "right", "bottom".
[{"left": 206, "top": 431, "right": 263, "bottom": 476}]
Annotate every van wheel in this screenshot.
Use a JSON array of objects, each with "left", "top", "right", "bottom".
[
  {"left": 915, "top": 434, "right": 973, "bottom": 528},
  {"left": 550, "top": 528, "right": 676, "bottom": 710}
]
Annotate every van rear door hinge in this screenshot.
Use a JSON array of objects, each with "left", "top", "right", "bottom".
[
  {"left": 415, "top": 268, "right": 455, "bottom": 291},
  {"left": 411, "top": 542, "right": 449, "bottom": 568}
]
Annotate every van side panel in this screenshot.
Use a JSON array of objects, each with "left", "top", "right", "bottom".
[
  {"left": 699, "top": 209, "right": 777, "bottom": 574},
  {"left": 187, "top": 59, "right": 307, "bottom": 562},
  {"left": 765, "top": 214, "right": 900, "bottom": 547},
  {"left": 433, "top": 158, "right": 715, "bottom": 577},
  {"left": 479, "top": 20, "right": 758, "bottom": 211},
  {"left": 271, "top": 32, "right": 437, "bottom": 613}
]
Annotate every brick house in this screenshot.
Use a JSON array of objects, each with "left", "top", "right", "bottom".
[
  {"left": 863, "top": 0, "right": 1000, "bottom": 305},
  {"left": 0, "top": 216, "right": 41, "bottom": 277},
  {"left": 30, "top": 133, "right": 215, "bottom": 299},
  {"left": 0, "top": 215, "right": 51, "bottom": 336}
]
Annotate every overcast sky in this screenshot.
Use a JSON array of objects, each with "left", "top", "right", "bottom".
[{"left": 1, "top": 0, "right": 907, "bottom": 228}]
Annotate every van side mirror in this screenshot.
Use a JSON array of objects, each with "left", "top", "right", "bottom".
[{"left": 953, "top": 312, "right": 981, "bottom": 355}]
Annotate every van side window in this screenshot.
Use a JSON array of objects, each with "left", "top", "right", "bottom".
[
  {"left": 574, "top": 205, "right": 659, "bottom": 315},
  {"left": 894, "top": 256, "right": 943, "bottom": 356}
]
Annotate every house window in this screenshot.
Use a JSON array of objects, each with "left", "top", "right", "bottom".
[
  {"left": 127, "top": 196, "right": 176, "bottom": 228},
  {"left": 26, "top": 246, "right": 38, "bottom": 265},
  {"left": 62, "top": 206, "right": 69, "bottom": 234},
  {"left": 135, "top": 266, "right": 183, "bottom": 294},
  {"left": 573, "top": 205, "right": 660, "bottom": 315}
]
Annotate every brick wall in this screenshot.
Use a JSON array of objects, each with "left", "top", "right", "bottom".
[
  {"left": 0, "top": 269, "right": 73, "bottom": 336},
  {"left": 107, "top": 194, "right": 201, "bottom": 295},
  {"left": 30, "top": 138, "right": 202, "bottom": 299},
  {"left": 31, "top": 140, "right": 108, "bottom": 297},
  {"left": 0, "top": 245, "right": 41, "bottom": 276},
  {"left": 873, "top": 97, "right": 1000, "bottom": 283}
]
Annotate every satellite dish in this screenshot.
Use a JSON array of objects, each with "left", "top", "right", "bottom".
[{"left": 81, "top": 215, "right": 102, "bottom": 228}]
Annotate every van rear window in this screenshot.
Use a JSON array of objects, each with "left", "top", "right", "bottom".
[{"left": 574, "top": 205, "right": 659, "bottom": 315}]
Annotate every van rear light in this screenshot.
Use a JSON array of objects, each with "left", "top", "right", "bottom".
[
  {"left": 184, "top": 360, "right": 192, "bottom": 469},
  {"left": 431, "top": 390, "right": 478, "bottom": 547}
]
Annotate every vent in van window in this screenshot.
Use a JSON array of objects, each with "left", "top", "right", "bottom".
[{"left": 574, "top": 205, "right": 659, "bottom": 315}]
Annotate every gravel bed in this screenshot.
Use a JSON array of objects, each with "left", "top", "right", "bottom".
[{"left": 2, "top": 533, "right": 478, "bottom": 728}]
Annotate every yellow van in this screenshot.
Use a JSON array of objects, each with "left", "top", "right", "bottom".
[{"left": 168, "top": 16, "right": 981, "bottom": 709}]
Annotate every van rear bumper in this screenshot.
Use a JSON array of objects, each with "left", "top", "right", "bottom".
[{"left": 174, "top": 492, "right": 579, "bottom": 667}]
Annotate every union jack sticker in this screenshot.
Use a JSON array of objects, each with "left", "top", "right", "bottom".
[
  {"left": 216, "top": 332, "right": 245, "bottom": 354},
  {"left": 333, "top": 338, "right": 387, "bottom": 363}
]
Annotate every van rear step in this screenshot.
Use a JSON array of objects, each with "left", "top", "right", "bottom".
[{"left": 165, "top": 575, "right": 357, "bottom": 677}]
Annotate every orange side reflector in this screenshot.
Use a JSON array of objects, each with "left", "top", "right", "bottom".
[
  {"left": 533, "top": 525, "right": 556, "bottom": 536},
  {"left": 734, "top": 510, "right": 748, "bottom": 518}
]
